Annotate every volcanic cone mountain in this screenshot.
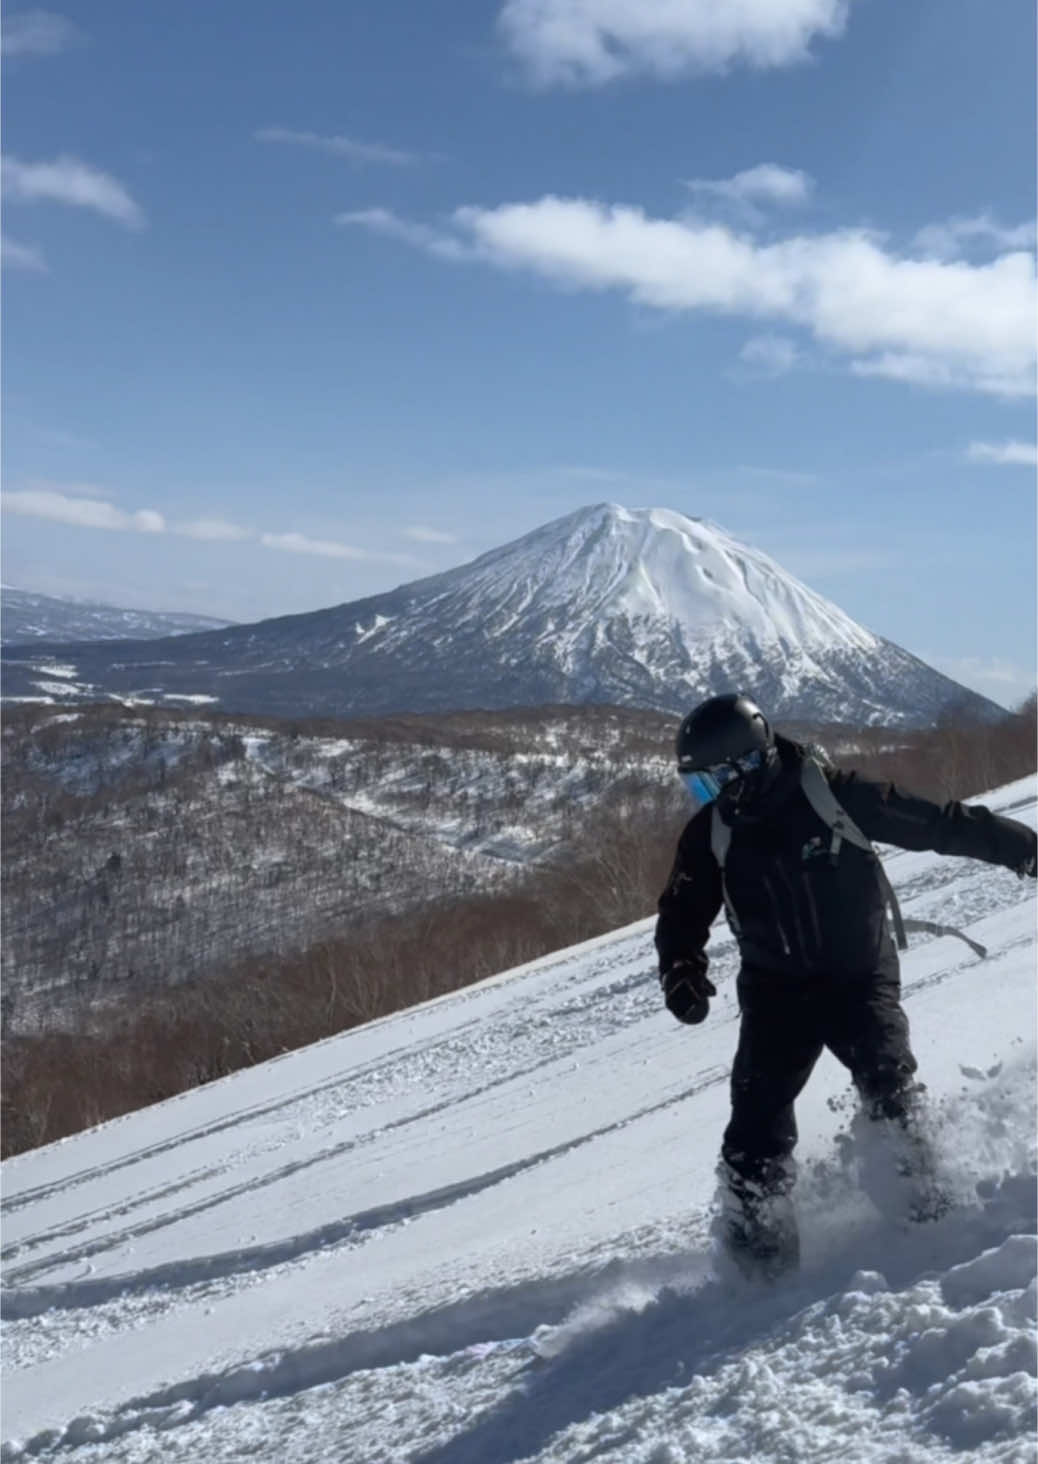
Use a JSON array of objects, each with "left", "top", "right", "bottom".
[{"left": 0, "top": 504, "right": 1000, "bottom": 725}]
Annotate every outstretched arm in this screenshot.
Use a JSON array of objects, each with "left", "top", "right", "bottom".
[{"left": 831, "top": 770, "right": 1037, "bottom": 873}]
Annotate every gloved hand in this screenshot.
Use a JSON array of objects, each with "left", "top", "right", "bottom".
[
  {"left": 661, "top": 961, "right": 716, "bottom": 1025},
  {"left": 1017, "top": 848, "right": 1037, "bottom": 879}
]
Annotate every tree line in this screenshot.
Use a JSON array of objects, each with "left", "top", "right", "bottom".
[{"left": 3, "top": 695, "right": 1034, "bottom": 1155}]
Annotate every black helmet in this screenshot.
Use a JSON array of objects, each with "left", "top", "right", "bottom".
[{"left": 676, "top": 693, "right": 772, "bottom": 771}]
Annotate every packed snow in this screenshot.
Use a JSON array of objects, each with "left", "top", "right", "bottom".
[{"left": 1, "top": 777, "right": 1035, "bottom": 1463}]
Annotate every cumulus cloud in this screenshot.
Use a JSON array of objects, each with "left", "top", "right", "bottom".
[
  {"left": 3, "top": 488, "right": 165, "bottom": 532},
  {"left": 255, "top": 128, "right": 418, "bottom": 167},
  {"left": 498, "top": 0, "right": 851, "bottom": 85},
  {"left": 686, "top": 164, "right": 813, "bottom": 209},
  {"left": 2, "top": 9, "right": 82, "bottom": 56},
  {"left": 341, "top": 195, "right": 1035, "bottom": 397},
  {"left": 3, "top": 155, "right": 145, "bottom": 228},
  {"left": 1, "top": 235, "right": 47, "bottom": 271},
  {"left": 914, "top": 214, "right": 1037, "bottom": 261},
  {"left": 967, "top": 440, "right": 1037, "bottom": 467}
]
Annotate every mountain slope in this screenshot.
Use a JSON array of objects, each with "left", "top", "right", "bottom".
[
  {"left": 1, "top": 587, "right": 232, "bottom": 645},
  {"left": 2, "top": 776, "right": 1035, "bottom": 1460},
  {"left": 0, "top": 505, "right": 1000, "bottom": 725}
]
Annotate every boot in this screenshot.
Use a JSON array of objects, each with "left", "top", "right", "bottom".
[
  {"left": 716, "top": 1160, "right": 800, "bottom": 1282},
  {"left": 851, "top": 1104, "right": 951, "bottom": 1225}
]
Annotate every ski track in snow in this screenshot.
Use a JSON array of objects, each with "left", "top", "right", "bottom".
[{"left": 1, "top": 777, "right": 1035, "bottom": 1462}]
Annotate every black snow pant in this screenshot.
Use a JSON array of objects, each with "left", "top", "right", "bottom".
[{"left": 721, "top": 967, "right": 919, "bottom": 1194}]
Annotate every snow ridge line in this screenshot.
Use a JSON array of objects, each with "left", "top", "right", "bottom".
[
  {"left": 1, "top": 1066, "right": 731, "bottom": 1318},
  {"left": 2, "top": 1022, "right": 664, "bottom": 1281},
  {"left": 1, "top": 959, "right": 673, "bottom": 1275},
  {"left": 0, "top": 933, "right": 661, "bottom": 1216},
  {"left": 902, "top": 931, "right": 1036, "bottom": 1005}
]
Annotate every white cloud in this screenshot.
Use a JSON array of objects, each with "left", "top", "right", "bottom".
[
  {"left": 687, "top": 164, "right": 813, "bottom": 208},
  {"left": 260, "top": 531, "right": 368, "bottom": 560},
  {"left": 3, "top": 488, "right": 164, "bottom": 532},
  {"left": 1, "top": 235, "right": 47, "bottom": 271},
  {"left": 336, "top": 208, "right": 473, "bottom": 261},
  {"left": 914, "top": 214, "right": 1037, "bottom": 261},
  {"left": 260, "top": 532, "right": 421, "bottom": 567},
  {"left": 3, "top": 486, "right": 432, "bottom": 567},
  {"left": 3, "top": 155, "right": 145, "bottom": 228},
  {"left": 848, "top": 352, "right": 1031, "bottom": 398},
  {"left": 403, "top": 524, "right": 458, "bottom": 544},
  {"left": 738, "top": 334, "right": 800, "bottom": 375},
  {"left": 498, "top": 0, "right": 851, "bottom": 86},
  {"left": 342, "top": 196, "right": 1035, "bottom": 398},
  {"left": 255, "top": 128, "right": 418, "bottom": 167},
  {"left": 967, "top": 440, "right": 1037, "bottom": 467},
  {"left": 179, "top": 517, "right": 254, "bottom": 541},
  {"left": 2, "top": 9, "right": 82, "bottom": 56}
]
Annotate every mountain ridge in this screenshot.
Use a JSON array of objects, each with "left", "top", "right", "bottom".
[
  {"left": 0, "top": 504, "right": 1002, "bottom": 726},
  {"left": 1, "top": 586, "right": 233, "bottom": 645}
]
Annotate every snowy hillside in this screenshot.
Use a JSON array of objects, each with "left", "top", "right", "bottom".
[
  {"left": 0, "top": 505, "right": 1000, "bottom": 725},
  {"left": 1, "top": 588, "right": 232, "bottom": 645},
  {"left": 2, "top": 777, "right": 1035, "bottom": 1462}
]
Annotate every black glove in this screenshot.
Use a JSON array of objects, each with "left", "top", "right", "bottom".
[
  {"left": 1017, "top": 847, "right": 1037, "bottom": 879},
  {"left": 661, "top": 961, "right": 716, "bottom": 1025}
]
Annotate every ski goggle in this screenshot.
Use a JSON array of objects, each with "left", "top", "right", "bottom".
[{"left": 679, "top": 748, "right": 765, "bottom": 808}]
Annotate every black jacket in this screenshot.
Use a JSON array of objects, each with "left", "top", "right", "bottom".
[{"left": 656, "top": 736, "right": 1036, "bottom": 984}]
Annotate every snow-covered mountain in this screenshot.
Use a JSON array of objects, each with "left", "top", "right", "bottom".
[
  {"left": 1, "top": 587, "right": 232, "bottom": 645},
  {"left": 2, "top": 776, "right": 1035, "bottom": 1461},
  {"left": 0, "top": 505, "right": 1000, "bottom": 725}
]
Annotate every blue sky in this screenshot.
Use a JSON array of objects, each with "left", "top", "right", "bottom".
[{"left": 2, "top": 0, "right": 1035, "bottom": 707}]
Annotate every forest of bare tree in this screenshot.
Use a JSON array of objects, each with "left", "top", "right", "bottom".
[{"left": 3, "top": 695, "right": 1034, "bottom": 1155}]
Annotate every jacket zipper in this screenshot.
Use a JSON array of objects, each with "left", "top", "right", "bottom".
[
  {"left": 774, "top": 861, "right": 811, "bottom": 965},
  {"left": 802, "top": 875, "right": 824, "bottom": 959},
  {"left": 762, "top": 874, "right": 792, "bottom": 957}
]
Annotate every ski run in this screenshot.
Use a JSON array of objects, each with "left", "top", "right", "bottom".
[{"left": 2, "top": 775, "right": 1036, "bottom": 1463}]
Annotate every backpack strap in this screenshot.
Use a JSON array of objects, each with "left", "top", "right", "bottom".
[
  {"left": 710, "top": 806, "right": 741, "bottom": 937},
  {"left": 799, "top": 757, "right": 872, "bottom": 859},
  {"left": 799, "top": 758, "right": 987, "bottom": 960},
  {"left": 710, "top": 805, "right": 731, "bottom": 867}
]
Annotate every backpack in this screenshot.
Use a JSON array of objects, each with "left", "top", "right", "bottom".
[{"left": 710, "top": 756, "right": 987, "bottom": 960}]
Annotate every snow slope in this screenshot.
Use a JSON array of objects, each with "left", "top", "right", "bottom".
[{"left": 2, "top": 777, "right": 1036, "bottom": 1463}]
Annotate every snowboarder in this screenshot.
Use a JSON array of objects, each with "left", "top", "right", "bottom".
[{"left": 656, "top": 693, "right": 1037, "bottom": 1280}]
